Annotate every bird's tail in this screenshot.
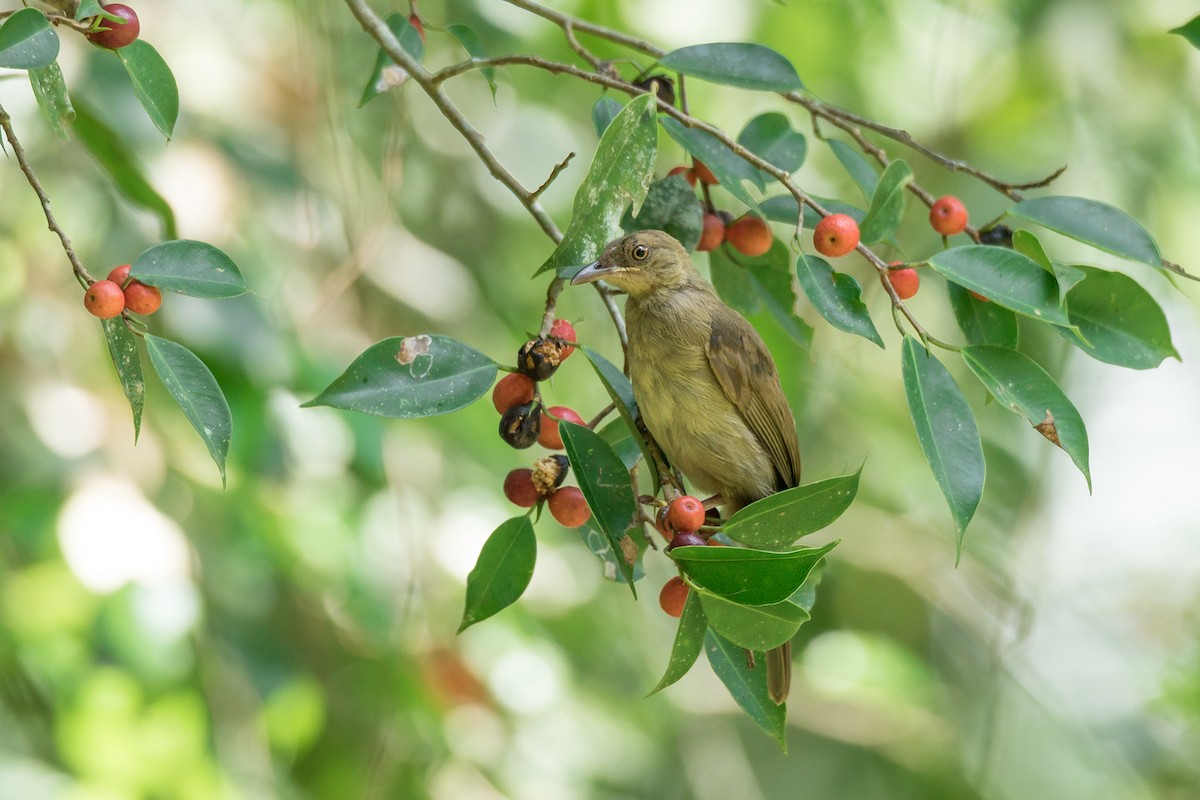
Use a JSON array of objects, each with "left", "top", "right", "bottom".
[{"left": 766, "top": 641, "right": 791, "bottom": 705}]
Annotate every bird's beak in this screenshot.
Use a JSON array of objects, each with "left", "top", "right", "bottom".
[{"left": 570, "top": 259, "right": 617, "bottom": 285}]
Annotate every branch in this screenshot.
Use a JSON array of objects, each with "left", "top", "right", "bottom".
[{"left": 0, "top": 103, "right": 93, "bottom": 288}]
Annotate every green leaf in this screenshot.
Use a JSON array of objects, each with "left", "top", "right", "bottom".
[
  {"left": 731, "top": 241, "right": 813, "bottom": 348},
  {"left": 130, "top": 240, "right": 247, "bottom": 298},
  {"left": 1009, "top": 196, "right": 1161, "bottom": 267},
  {"left": 145, "top": 335, "right": 232, "bottom": 485},
  {"left": 559, "top": 422, "right": 638, "bottom": 591},
  {"left": 621, "top": 174, "right": 703, "bottom": 250},
  {"left": 698, "top": 590, "right": 808, "bottom": 651},
  {"left": 670, "top": 541, "right": 838, "bottom": 606},
  {"left": 1056, "top": 267, "right": 1179, "bottom": 369},
  {"left": 658, "top": 43, "right": 803, "bottom": 92},
  {"left": 961, "top": 346, "right": 1091, "bottom": 490},
  {"left": 828, "top": 139, "right": 878, "bottom": 202},
  {"left": 1170, "top": 15, "right": 1200, "bottom": 50},
  {"left": 1012, "top": 229, "right": 1087, "bottom": 296},
  {"left": 947, "top": 283, "right": 1018, "bottom": 349},
  {"left": 737, "top": 112, "right": 806, "bottom": 176},
  {"left": 576, "top": 517, "right": 644, "bottom": 584},
  {"left": 591, "top": 96, "right": 623, "bottom": 138},
  {"left": 858, "top": 159, "right": 912, "bottom": 244},
  {"left": 929, "top": 246, "right": 1069, "bottom": 326},
  {"left": 28, "top": 61, "right": 74, "bottom": 140},
  {"left": 794, "top": 254, "right": 883, "bottom": 347},
  {"left": 116, "top": 41, "right": 179, "bottom": 139},
  {"left": 597, "top": 419, "right": 641, "bottom": 470},
  {"left": 760, "top": 193, "right": 865, "bottom": 230},
  {"left": 901, "top": 337, "right": 984, "bottom": 551},
  {"left": 723, "top": 468, "right": 861, "bottom": 549},
  {"left": 101, "top": 317, "right": 144, "bottom": 440},
  {"left": 583, "top": 346, "right": 658, "bottom": 487},
  {"left": 0, "top": 8, "right": 59, "bottom": 70},
  {"left": 709, "top": 244, "right": 762, "bottom": 316},
  {"left": 305, "top": 335, "right": 497, "bottom": 418},
  {"left": 359, "top": 12, "right": 424, "bottom": 106},
  {"left": 537, "top": 94, "right": 657, "bottom": 275},
  {"left": 71, "top": 102, "right": 177, "bottom": 239},
  {"left": 705, "top": 630, "right": 787, "bottom": 750},
  {"left": 648, "top": 592, "right": 707, "bottom": 695},
  {"left": 447, "top": 24, "right": 496, "bottom": 99},
  {"left": 75, "top": 0, "right": 106, "bottom": 20},
  {"left": 458, "top": 515, "right": 536, "bottom": 632},
  {"left": 660, "top": 116, "right": 764, "bottom": 211}
]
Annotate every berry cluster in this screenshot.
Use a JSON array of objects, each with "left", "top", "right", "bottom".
[
  {"left": 667, "top": 162, "right": 773, "bottom": 257},
  {"left": 85, "top": 3, "right": 140, "bottom": 50},
  {"left": 654, "top": 494, "right": 721, "bottom": 617},
  {"left": 83, "top": 264, "right": 163, "bottom": 319},
  {"left": 495, "top": 319, "right": 592, "bottom": 528}
]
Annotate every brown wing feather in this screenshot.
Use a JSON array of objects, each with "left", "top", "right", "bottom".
[{"left": 704, "top": 305, "right": 802, "bottom": 490}]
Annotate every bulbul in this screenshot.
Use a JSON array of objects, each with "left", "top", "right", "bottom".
[{"left": 572, "top": 229, "right": 802, "bottom": 704}]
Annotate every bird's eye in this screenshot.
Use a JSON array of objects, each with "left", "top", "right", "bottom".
[{"left": 632, "top": 244, "right": 649, "bottom": 261}]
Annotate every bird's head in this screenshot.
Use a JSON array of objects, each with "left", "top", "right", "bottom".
[{"left": 570, "top": 230, "right": 695, "bottom": 299}]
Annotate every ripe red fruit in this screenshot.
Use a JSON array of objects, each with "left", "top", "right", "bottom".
[
  {"left": 887, "top": 266, "right": 920, "bottom": 300},
  {"left": 83, "top": 280, "right": 125, "bottom": 319},
  {"left": 107, "top": 264, "right": 131, "bottom": 286},
  {"left": 666, "top": 531, "right": 706, "bottom": 550},
  {"left": 503, "top": 468, "right": 541, "bottom": 508},
  {"left": 667, "top": 165, "right": 697, "bottom": 187},
  {"left": 929, "top": 195, "right": 968, "bottom": 236},
  {"left": 538, "top": 406, "right": 585, "bottom": 450},
  {"left": 659, "top": 576, "right": 689, "bottom": 617},
  {"left": 492, "top": 373, "right": 536, "bottom": 414},
  {"left": 548, "top": 486, "right": 591, "bottom": 527},
  {"left": 548, "top": 319, "right": 576, "bottom": 359},
  {"left": 726, "top": 215, "right": 772, "bottom": 257},
  {"left": 813, "top": 214, "right": 860, "bottom": 257},
  {"left": 667, "top": 495, "right": 706, "bottom": 533},
  {"left": 697, "top": 213, "right": 725, "bottom": 252},
  {"left": 123, "top": 282, "right": 162, "bottom": 315},
  {"left": 86, "top": 4, "right": 140, "bottom": 50},
  {"left": 692, "top": 160, "right": 718, "bottom": 186}
]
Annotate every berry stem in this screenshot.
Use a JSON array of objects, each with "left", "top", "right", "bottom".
[{"left": 0, "top": 102, "right": 94, "bottom": 288}]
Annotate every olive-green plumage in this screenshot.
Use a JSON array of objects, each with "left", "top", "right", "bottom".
[{"left": 572, "top": 229, "right": 801, "bottom": 704}]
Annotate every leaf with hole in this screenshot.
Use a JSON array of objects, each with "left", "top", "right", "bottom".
[
  {"left": 658, "top": 43, "right": 803, "bottom": 92},
  {"left": 962, "top": 345, "right": 1090, "bottom": 489},
  {"left": 458, "top": 515, "right": 536, "bottom": 632},
  {"left": 795, "top": 255, "right": 883, "bottom": 347},
  {"left": 538, "top": 94, "right": 657, "bottom": 275},
  {"left": 145, "top": 335, "right": 232, "bottom": 485},
  {"left": 305, "top": 335, "right": 497, "bottom": 418},
  {"left": 901, "top": 337, "right": 984, "bottom": 553},
  {"left": 117, "top": 41, "right": 179, "bottom": 139},
  {"left": 723, "top": 467, "right": 862, "bottom": 549},
  {"left": 359, "top": 13, "right": 424, "bottom": 106}
]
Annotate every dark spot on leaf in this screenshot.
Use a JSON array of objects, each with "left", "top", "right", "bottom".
[{"left": 1034, "top": 410, "right": 1061, "bottom": 448}]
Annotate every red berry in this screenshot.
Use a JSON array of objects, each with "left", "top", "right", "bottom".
[
  {"left": 408, "top": 13, "right": 425, "bottom": 42},
  {"left": 659, "top": 576, "right": 689, "bottom": 617},
  {"left": 107, "top": 264, "right": 132, "bottom": 286},
  {"left": 887, "top": 267, "right": 920, "bottom": 300},
  {"left": 123, "top": 282, "right": 162, "bottom": 315},
  {"left": 813, "top": 214, "right": 860, "bottom": 257},
  {"left": 503, "top": 468, "right": 541, "bottom": 508},
  {"left": 548, "top": 486, "right": 591, "bottom": 527},
  {"left": 929, "top": 195, "right": 969, "bottom": 236},
  {"left": 726, "top": 215, "right": 772, "bottom": 257},
  {"left": 492, "top": 372, "right": 536, "bottom": 414},
  {"left": 83, "top": 280, "right": 125, "bottom": 319},
  {"left": 667, "top": 165, "right": 697, "bottom": 187},
  {"left": 538, "top": 406, "right": 585, "bottom": 450},
  {"left": 666, "top": 531, "right": 705, "bottom": 550},
  {"left": 692, "top": 160, "right": 718, "bottom": 186},
  {"left": 697, "top": 213, "right": 725, "bottom": 252},
  {"left": 548, "top": 319, "right": 576, "bottom": 359},
  {"left": 86, "top": 4, "right": 140, "bottom": 50},
  {"left": 667, "top": 495, "right": 705, "bottom": 533}
]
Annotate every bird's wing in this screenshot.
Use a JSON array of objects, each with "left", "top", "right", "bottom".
[{"left": 705, "top": 305, "right": 802, "bottom": 489}]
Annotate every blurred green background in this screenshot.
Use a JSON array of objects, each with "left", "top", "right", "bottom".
[{"left": 2, "top": 0, "right": 1199, "bottom": 797}]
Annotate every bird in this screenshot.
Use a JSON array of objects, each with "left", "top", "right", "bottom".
[{"left": 572, "top": 229, "right": 802, "bottom": 704}]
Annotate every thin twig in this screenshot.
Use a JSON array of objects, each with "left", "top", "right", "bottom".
[
  {"left": 587, "top": 402, "right": 616, "bottom": 429},
  {"left": 0, "top": 103, "right": 93, "bottom": 287},
  {"left": 530, "top": 152, "right": 574, "bottom": 200},
  {"left": 502, "top": 0, "right": 665, "bottom": 59}
]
